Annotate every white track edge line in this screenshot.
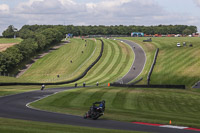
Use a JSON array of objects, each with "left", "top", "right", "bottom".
[
  {"left": 25, "top": 89, "right": 80, "bottom": 117},
  {"left": 117, "top": 39, "right": 147, "bottom": 83}
]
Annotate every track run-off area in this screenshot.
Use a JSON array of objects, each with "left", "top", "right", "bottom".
[{"left": 1, "top": 38, "right": 200, "bottom": 133}]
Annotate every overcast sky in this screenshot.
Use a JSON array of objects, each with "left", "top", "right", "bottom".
[{"left": 0, "top": 0, "right": 200, "bottom": 35}]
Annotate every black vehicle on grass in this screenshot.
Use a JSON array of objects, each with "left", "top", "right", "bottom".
[{"left": 84, "top": 100, "right": 105, "bottom": 120}]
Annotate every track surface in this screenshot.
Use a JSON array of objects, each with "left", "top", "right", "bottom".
[
  {"left": 0, "top": 87, "right": 198, "bottom": 133},
  {"left": 117, "top": 39, "right": 146, "bottom": 84}
]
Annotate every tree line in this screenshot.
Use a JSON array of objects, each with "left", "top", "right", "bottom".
[
  {"left": 0, "top": 25, "right": 64, "bottom": 73},
  {"left": 0, "top": 24, "right": 197, "bottom": 74},
  {"left": 3, "top": 24, "right": 197, "bottom": 38}
]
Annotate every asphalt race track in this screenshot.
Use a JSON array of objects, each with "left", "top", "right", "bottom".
[{"left": 117, "top": 39, "right": 146, "bottom": 84}]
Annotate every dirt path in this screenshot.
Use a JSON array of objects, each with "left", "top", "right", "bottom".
[
  {"left": 0, "top": 43, "right": 18, "bottom": 52},
  {"left": 16, "top": 41, "right": 69, "bottom": 78}
]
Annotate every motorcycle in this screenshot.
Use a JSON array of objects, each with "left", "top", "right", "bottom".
[{"left": 84, "top": 106, "right": 104, "bottom": 120}]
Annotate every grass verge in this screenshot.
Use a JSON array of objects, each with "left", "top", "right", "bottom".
[
  {"left": 0, "top": 117, "right": 144, "bottom": 133},
  {"left": 31, "top": 86, "right": 200, "bottom": 128},
  {"left": 0, "top": 85, "right": 56, "bottom": 96}
]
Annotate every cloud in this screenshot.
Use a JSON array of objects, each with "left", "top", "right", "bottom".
[
  {"left": 193, "top": 0, "right": 200, "bottom": 7},
  {"left": 0, "top": 0, "right": 200, "bottom": 35},
  {"left": 0, "top": 4, "right": 9, "bottom": 13}
]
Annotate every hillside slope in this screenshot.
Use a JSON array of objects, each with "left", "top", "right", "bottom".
[
  {"left": 19, "top": 38, "right": 100, "bottom": 83},
  {"left": 150, "top": 37, "right": 200, "bottom": 88}
]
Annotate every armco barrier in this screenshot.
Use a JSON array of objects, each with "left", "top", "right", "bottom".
[
  {"left": 147, "top": 48, "right": 159, "bottom": 85},
  {"left": 0, "top": 39, "right": 104, "bottom": 86},
  {"left": 110, "top": 83, "right": 185, "bottom": 89},
  {"left": 129, "top": 77, "right": 143, "bottom": 85}
]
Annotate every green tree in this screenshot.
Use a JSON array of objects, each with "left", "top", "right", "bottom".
[
  {"left": 2, "top": 25, "right": 16, "bottom": 38},
  {"left": 182, "top": 28, "right": 192, "bottom": 35}
]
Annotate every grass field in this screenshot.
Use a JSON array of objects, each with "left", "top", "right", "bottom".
[
  {"left": 0, "top": 118, "right": 144, "bottom": 133},
  {"left": 148, "top": 37, "right": 200, "bottom": 88},
  {"left": 71, "top": 39, "right": 134, "bottom": 86},
  {"left": 0, "top": 85, "right": 53, "bottom": 96},
  {"left": 0, "top": 38, "right": 134, "bottom": 96},
  {"left": 31, "top": 86, "right": 200, "bottom": 128},
  {"left": 120, "top": 37, "right": 200, "bottom": 88},
  {"left": 19, "top": 38, "right": 100, "bottom": 82},
  {"left": 10, "top": 38, "right": 134, "bottom": 86},
  {"left": 0, "top": 38, "right": 22, "bottom": 44}
]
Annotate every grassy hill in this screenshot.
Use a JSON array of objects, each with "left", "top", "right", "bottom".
[
  {"left": 0, "top": 76, "right": 30, "bottom": 83},
  {"left": 149, "top": 37, "right": 200, "bottom": 88},
  {"left": 19, "top": 38, "right": 100, "bottom": 82},
  {"left": 123, "top": 37, "right": 200, "bottom": 88},
  {"left": 1, "top": 37, "right": 199, "bottom": 88},
  {"left": 72, "top": 39, "right": 134, "bottom": 85},
  {"left": 0, "top": 38, "right": 134, "bottom": 96},
  {"left": 31, "top": 86, "right": 200, "bottom": 128},
  {"left": 0, "top": 38, "right": 134, "bottom": 85}
]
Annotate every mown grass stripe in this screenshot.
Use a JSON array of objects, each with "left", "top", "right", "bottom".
[
  {"left": 86, "top": 40, "right": 116, "bottom": 82},
  {"left": 76, "top": 39, "right": 112, "bottom": 83},
  {"left": 83, "top": 88, "right": 108, "bottom": 106},
  {"left": 112, "top": 89, "right": 128, "bottom": 109},
  {"left": 101, "top": 88, "right": 122, "bottom": 108},
  {"left": 69, "top": 88, "right": 100, "bottom": 107},
  {"left": 86, "top": 40, "right": 120, "bottom": 84},
  {"left": 149, "top": 37, "right": 200, "bottom": 87},
  {"left": 19, "top": 39, "right": 97, "bottom": 83},
  {"left": 97, "top": 41, "right": 132, "bottom": 84},
  {"left": 49, "top": 88, "right": 88, "bottom": 107},
  {"left": 96, "top": 41, "right": 125, "bottom": 83}
]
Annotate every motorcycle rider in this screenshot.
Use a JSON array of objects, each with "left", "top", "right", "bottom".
[
  {"left": 89, "top": 100, "right": 105, "bottom": 114},
  {"left": 92, "top": 100, "right": 105, "bottom": 112},
  {"left": 41, "top": 84, "right": 45, "bottom": 90}
]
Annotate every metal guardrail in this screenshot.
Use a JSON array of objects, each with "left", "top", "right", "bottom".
[
  {"left": 110, "top": 83, "right": 185, "bottom": 89},
  {"left": 147, "top": 48, "right": 159, "bottom": 85}
]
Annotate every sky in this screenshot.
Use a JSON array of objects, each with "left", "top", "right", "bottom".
[{"left": 0, "top": 0, "right": 200, "bottom": 35}]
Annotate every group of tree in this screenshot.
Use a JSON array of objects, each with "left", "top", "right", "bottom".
[
  {"left": 2, "top": 25, "right": 18, "bottom": 38},
  {"left": 0, "top": 24, "right": 197, "bottom": 73},
  {"left": 0, "top": 25, "right": 64, "bottom": 73},
  {"left": 61, "top": 25, "right": 197, "bottom": 36}
]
